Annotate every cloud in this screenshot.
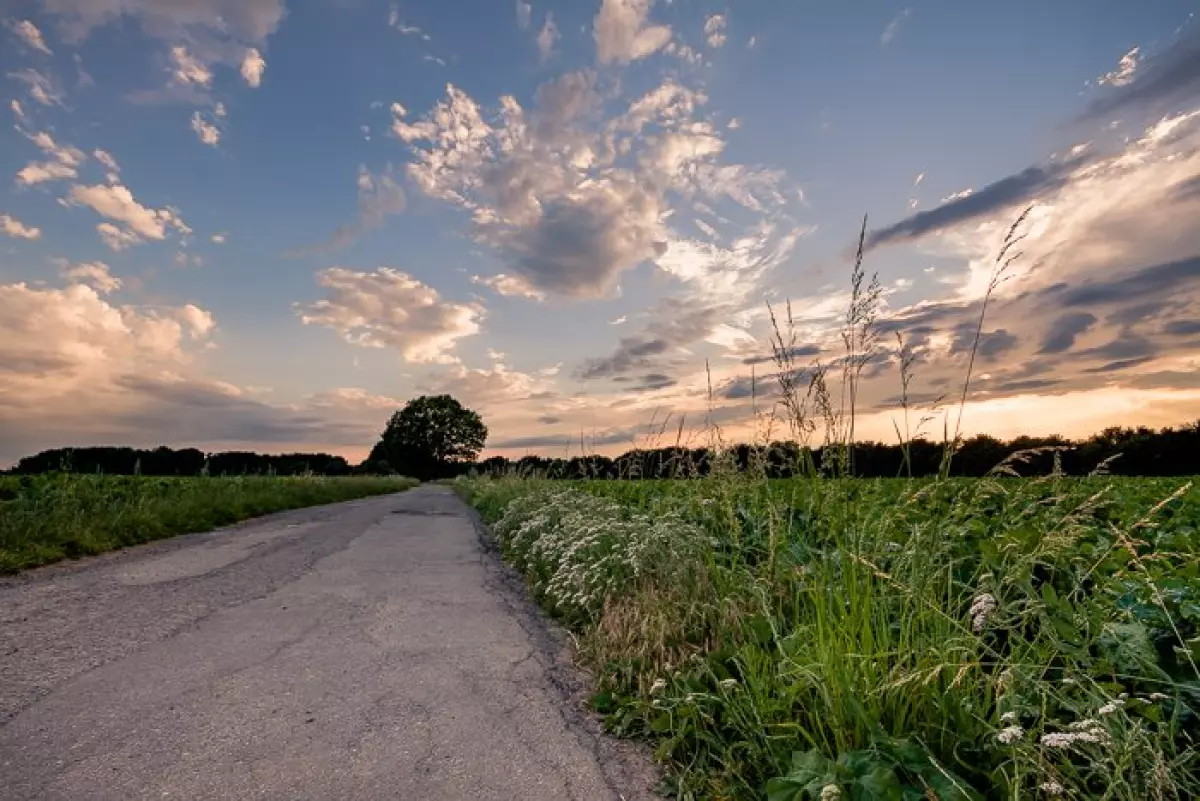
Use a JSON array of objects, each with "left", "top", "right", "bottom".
[
  {"left": 68, "top": 183, "right": 191, "bottom": 242},
  {"left": 298, "top": 165, "right": 406, "bottom": 253},
  {"left": 211, "top": 232, "right": 227, "bottom": 244},
  {"left": 516, "top": 0, "right": 532, "bottom": 29},
  {"left": 704, "top": 14, "right": 726, "bottom": 49},
  {"left": 93, "top": 148, "right": 120, "bottom": 176},
  {"left": 169, "top": 45, "right": 213, "bottom": 87},
  {"left": 594, "top": 0, "right": 672, "bottom": 64},
  {"left": 880, "top": 7, "right": 911, "bottom": 45},
  {"left": 1098, "top": 45, "right": 1140, "bottom": 87},
  {"left": 392, "top": 74, "right": 795, "bottom": 302},
  {"left": 296, "top": 267, "right": 482, "bottom": 363},
  {"left": 9, "top": 19, "right": 53, "bottom": 55},
  {"left": 866, "top": 157, "right": 1084, "bottom": 250},
  {"left": 537, "top": 13, "right": 559, "bottom": 61},
  {"left": 16, "top": 129, "right": 87, "bottom": 185},
  {"left": 191, "top": 111, "right": 221, "bottom": 146},
  {"left": 41, "top": 0, "right": 286, "bottom": 45},
  {"left": 58, "top": 259, "right": 121, "bottom": 293},
  {"left": 420, "top": 362, "right": 555, "bottom": 408},
  {"left": 1081, "top": 27, "right": 1200, "bottom": 121},
  {"left": 96, "top": 223, "right": 141, "bottom": 251},
  {"left": 471, "top": 273, "right": 547, "bottom": 301},
  {"left": 0, "top": 214, "right": 41, "bottom": 240},
  {"left": 8, "top": 68, "right": 64, "bottom": 106},
  {"left": 240, "top": 48, "right": 266, "bottom": 87},
  {"left": 0, "top": 277, "right": 422, "bottom": 464},
  {"left": 1037, "top": 312, "right": 1097, "bottom": 353}
]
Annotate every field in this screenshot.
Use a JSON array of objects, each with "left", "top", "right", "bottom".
[
  {"left": 457, "top": 472, "right": 1200, "bottom": 800},
  {"left": 0, "top": 473, "right": 418, "bottom": 572}
]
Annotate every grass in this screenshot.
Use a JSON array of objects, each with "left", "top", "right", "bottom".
[
  {"left": 458, "top": 472, "right": 1199, "bottom": 800},
  {"left": 0, "top": 473, "right": 418, "bottom": 572},
  {"left": 453, "top": 211, "right": 1200, "bottom": 799}
]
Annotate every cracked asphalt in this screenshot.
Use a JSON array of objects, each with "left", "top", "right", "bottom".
[{"left": 0, "top": 485, "right": 660, "bottom": 800}]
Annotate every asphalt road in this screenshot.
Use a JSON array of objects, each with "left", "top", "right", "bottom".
[{"left": 0, "top": 485, "right": 659, "bottom": 800}]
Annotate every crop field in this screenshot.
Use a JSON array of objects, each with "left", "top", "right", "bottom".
[
  {"left": 457, "top": 471, "right": 1200, "bottom": 800},
  {"left": 0, "top": 473, "right": 418, "bottom": 573}
]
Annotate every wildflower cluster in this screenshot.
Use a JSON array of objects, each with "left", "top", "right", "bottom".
[{"left": 491, "top": 487, "right": 704, "bottom": 621}]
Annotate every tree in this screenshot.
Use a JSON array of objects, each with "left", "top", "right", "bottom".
[{"left": 372, "top": 395, "right": 488, "bottom": 480}]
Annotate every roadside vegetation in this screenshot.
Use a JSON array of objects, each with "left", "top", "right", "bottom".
[
  {"left": 0, "top": 474, "right": 417, "bottom": 573},
  {"left": 455, "top": 214, "right": 1200, "bottom": 799}
]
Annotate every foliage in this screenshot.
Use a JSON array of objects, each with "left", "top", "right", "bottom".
[
  {"left": 458, "top": 473, "right": 1200, "bottom": 800},
  {"left": 371, "top": 394, "right": 488, "bottom": 481},
  {"left": 0, "top": 473, "right": 418, "bottom": 572},
  {"left": 7, "top": 446, "right": 368, "bottom": 477},
  {"left": 471, "top": 423, "right": 1200, "bottom": 481}
]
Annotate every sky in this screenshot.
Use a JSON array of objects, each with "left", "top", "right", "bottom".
[{"left": 1, "top": 0, "right": 1199, "bottom": 466}]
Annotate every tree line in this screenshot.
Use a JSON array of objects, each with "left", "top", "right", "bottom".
[
  {"left": 475, "top": 422, "right": 1200, "bottom": 479},
  {"left": 5, "top": 399, "right": 1197, "bottom": 480}
]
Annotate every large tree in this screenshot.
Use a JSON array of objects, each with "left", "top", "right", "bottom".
[{"left": 370, "top": 395, "right": 487, "bottom": 479}]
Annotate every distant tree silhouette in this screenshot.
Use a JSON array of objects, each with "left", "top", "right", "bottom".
[{"left": 369, "top": 395, "right": 487, "bottom": 481}]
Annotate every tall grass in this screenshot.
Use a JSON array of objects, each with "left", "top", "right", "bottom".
[
  {"left": 0, "top": 473, "right": 418, "bottom": 572},
  {"left": 456, "top": 210, "right": 1200, "bottom": 799}
]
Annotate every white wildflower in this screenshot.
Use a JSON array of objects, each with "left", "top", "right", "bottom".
[
  {"left": 1040, "top": 781, "right": 1065, "bottom": 796},
  {"left": 719, "top": 678, "right": 739, "bottom": 691},
  {"left": 1098, "top": 698, "right": 1125, "bottom": 715},
  {"left": 819, "top": 785, "right": 842, "bottom": 801},
  {"left": 1001, "top": 711, "right": 1019, "bottom": 724},
  {"left": 969, "top": 593, "right": 997, "bottom": 633},
  {"left": 998, "top": 725, "right": 1024, "bottom": 744},
  {"left": 649, "top": 678, "right": 666, "bottom": 695},
  {"left": 1149, "top": 692, "right": 1169, "bottom": 701}
]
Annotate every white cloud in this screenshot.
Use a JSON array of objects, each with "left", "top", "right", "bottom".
[
  {"left": 69, "top": 183, "right": 190, "bottom": 244},
  {"left": 211, "top": 232, "right": 227, "bottom": 244},
  {"left": 747, "top": 35, "right": 757, "bottom": 49},
  {"left": 214, "top": 101, "right": 227, "bottom": 118},
  {"left": 191, "top": 111, "right": 221, "bottom": 146},
  {"left": 594, "top": 0, "right": 672, "bottom": 64},
  {"left": 11, "top": 99, "right": 27, "bottom": 122},
  {"left": 296, "top": 267, "right": 483, "bottom": 363},
  {"left": 1098, "top": 46, "right": 1139, "bottom": 87},
  {"left": 471, "top": 273, "right": 548, "bottom": 301},
  {"left": 392, "top": 71, "right": 796, "bottom": 302},
  {"left": 537, "top": 13, "right": 560, "bottom": 61},
  {"left": 16, "top": 130, "right": 87, "bottom": 186},
  {"left": 59, "top": 260, "right": 121, "bottom": 293},
  {"left": 704, "top": 14, "right": 726, "bottom": 49},
  {"left": 387, "top": 4, "right": 425, "bottom": 36},
  {"left": 421, "top": 361, "right": 555, "bottom": 408},
  {"left": 169, "top": 45, "right": 212, "bottom": 87},
  {"left": 93, "top": 149, "right": 120, "bottom": 173},
  {"left": 0, "top": 214, "right": 41, "bottom": 240},
  {"left": 240, "top": 48, "right": 266, "bottom": 88},
  {"left": 610, "top": 315, "right": 627, "bottom": 325},
  {"left": 881, "top": 7, "right": 911, "bottom": 45},
  {"left": 96, "top": 223, "right": 141, "bottom": 251},
  {"left": 9, "top": 20, "right": 53, "bottom": 55},
  {"left": 516, "top": 0, "right": 532, "bottom": 29},
  {"left": 178, "top": 304, "right": 215, "bottom": 338},
  {"left": 8, "top": 68, "right": 64, "bottom": 106}
]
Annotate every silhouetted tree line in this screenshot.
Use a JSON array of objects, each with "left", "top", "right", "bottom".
[
  {"left": 473, "top": 422, "right": 1200, "bottom": 480},
  {"left": 7, "top": 422, "right": 1197, "bottom": 480},
  {"left": 6, "top": 446, "right": 359, "bottom": 477}
]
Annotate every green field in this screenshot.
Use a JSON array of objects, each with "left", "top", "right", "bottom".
[
  {"left": 457, "top": 473, "right": 1200, "bottom": 800},
  {"left": 0, "top": 473, "right": 418, "bottom": 573}
]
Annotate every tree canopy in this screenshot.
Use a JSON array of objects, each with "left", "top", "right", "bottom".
[{"left": 369, "top": 395, "right": 488, "bottom": 480}]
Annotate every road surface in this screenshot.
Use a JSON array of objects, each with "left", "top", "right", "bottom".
[{"left": 0, "top": 485, "right": 659, "bottom": 800}]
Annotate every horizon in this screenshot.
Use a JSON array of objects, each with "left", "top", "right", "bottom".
[{"left": 3, "top": 0, "right": 1199, "bottom": 466}]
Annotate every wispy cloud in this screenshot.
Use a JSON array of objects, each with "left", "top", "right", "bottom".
[
  {"left": 8, "top": 20, "right": 53, "bottom": 55},
  {"left": 0, "top": 214, "right": 41, "bottom": 240},
  {"left": 880, "top": 7, "right": 912, "bottom": 46}
]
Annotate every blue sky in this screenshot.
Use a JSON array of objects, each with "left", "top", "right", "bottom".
[{"left": 2, "top": 0, "right": 1199, "bottom": 464}]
